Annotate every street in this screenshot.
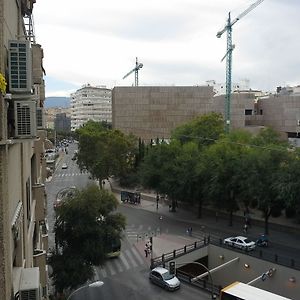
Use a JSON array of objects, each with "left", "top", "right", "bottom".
[{"left": 45, "top": 144, "right": 300, "bottom": 300}]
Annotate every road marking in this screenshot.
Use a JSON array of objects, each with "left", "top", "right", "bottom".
[
  {"left": 106, "top": 261, "right": 116, "bottom": 276},
  {"left": 131, "top": 247, "right": 144, "bottom": 265},
  {"left": 112, "top": 258, "right": 123, "bottom": 273},
  {"left": 125, "top": 249, "right": 138, "bottom": 268},
  {"left": 99, "top": 266, "right": 107, "bottom": 278},
  {"left": 120, "top": 252, "right": 130, "bottom": 270}
]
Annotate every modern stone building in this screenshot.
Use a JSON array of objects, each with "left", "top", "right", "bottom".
[
  {"left": 112, "top": 86, "right": 256, "bottom": 141},
  {"left": 112, "top": 85, "right": 300, "bottom": 143},
  {"left": 71, "top": 84, "right": 112, "bottom": 131},
  {"left": 0, "top": 1, "right": 48, "bottom": 300}
]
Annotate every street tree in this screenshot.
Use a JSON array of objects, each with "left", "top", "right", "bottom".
[
  {"left": 49, "top": 184, "right": 126, "bottom": 294},
  {"left": 139, "top": 141, "right": 183, "bottom": 211},
  {"left": 76, "top": 120, "right": 137, "bottom": 188},
  {"left": 204, "top": 130, "right": 252, "bottom": 226},
  {"left": 171, "top": 112, "right": 224, "bottom": 148},
  {"left": 242, "top": 128, "right": 290, "bottom": 234},
  {"left": 277, "top": 150, "right": 300, "bottom": 223}
]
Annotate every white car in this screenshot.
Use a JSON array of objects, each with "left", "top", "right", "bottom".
[
  {"left": 61, "top": 163, "right": 68, "bottom": 169},
  {"left": 149, "top": 267, "right": 180, "bottom": 291},
  {"left": 223, "top": 236, "right": 256, "bottom": 251}
]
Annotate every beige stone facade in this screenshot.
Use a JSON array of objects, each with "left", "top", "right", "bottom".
[
  {"left": 112, "top": 86, "right": 300, "bottom": 142},
  {"left": 0, "top": 1, "right": 48, "bottom": 300},
  {"left": 112, "top": 86, "right": 256, "bottom": 141}
]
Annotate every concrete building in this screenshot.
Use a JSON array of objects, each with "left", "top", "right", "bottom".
[
  {"left": 71, "top": 84, "right": 112, "bottom": 131},
  {"left": 45, "top": 107, "right": 70, "bottom": 129},
  {"left": 54, "top": 113, "right": 71, "bottom": 133},
  {"left": 0, "top": 1, "right": 49, "bottom": 300},
  {"left": 112, "top": 86, "right": 256, "bottom": 141}
]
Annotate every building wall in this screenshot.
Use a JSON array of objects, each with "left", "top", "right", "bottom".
[
  {"left": 257, "top": 95, "right": 300, "bottom": 137},
  {"left": 71, "top": 85, "right": 112, "bottom": 131},
  {"left": 112, "top": 86, "right": 256, "bottom": 141},
  {"left": 0, "top": 0, "right": 48, "bottom": 299}
]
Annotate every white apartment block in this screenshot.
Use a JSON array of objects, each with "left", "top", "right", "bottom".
[{"left": 71, "top": 85, "right": 112, "bottom": 131}]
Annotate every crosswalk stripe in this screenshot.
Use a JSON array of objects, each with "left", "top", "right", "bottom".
[
  {"left": 106, "top": 261, "right": 116, "bottom": 276},
  {"left": 131, "top": 247, "right": 144, "bottom": 265},
  {"left": 120, "top": 253, "right": 130, "bottom": 270},
  {"left": 112, "top": 258, "right": 123, "bottom": 273},
  {"left": 99, "top": 266, "right": 107, "bottom": 278},
  {"left": 62, "top": 174, "right": 65, "bottom": 177},
  {"left": 125, "top": 249, "right": 138, "bottom": 268}
]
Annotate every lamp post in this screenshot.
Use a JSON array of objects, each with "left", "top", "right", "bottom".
[
  {"left": 175, "top": 261, "right": 216, "bottom": 299},
  {"left": 67, "top": 281, "right": 104, "bottom": 300}
]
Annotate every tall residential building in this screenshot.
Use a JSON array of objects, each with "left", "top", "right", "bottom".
[
  {"left": 54, "top": 113, "right": 71, "bottom": 133},
  {"left": 0, "top": 1, "right": 49, "bottom": 300},
  {"left": 71, "top": 84, "right": 112, "bottom": 131}
]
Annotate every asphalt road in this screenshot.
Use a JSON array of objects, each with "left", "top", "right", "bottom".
[{"left": 46, "top": 144, "right": 300, "bottom": 299}]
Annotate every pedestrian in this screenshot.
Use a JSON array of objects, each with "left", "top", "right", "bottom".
[
  {"left": 215, "top": 211, "right": 219, "bottom": 222},
  {"left": 189, "top": 227, "right": 193, "bottom": 236},
  {"left": 243, "top": 223, "right": 248, "bottom": 234},
  {"left": 144, "top": 245, "right": 148, "bottom": 257}
]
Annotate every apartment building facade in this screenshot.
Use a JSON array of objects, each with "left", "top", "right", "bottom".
[
  {"left": 71, "top": 84, "right": 112, "bottom": 131},
  {"left": 0, "top": 1, "right": 48, "bottom": 300}
]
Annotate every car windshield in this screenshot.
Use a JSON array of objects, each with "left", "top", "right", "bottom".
[{"left": 162, "top": 271, "right": 175, "bottom": 280}]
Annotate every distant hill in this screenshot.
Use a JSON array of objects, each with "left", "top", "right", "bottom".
[{"left": 45, "top": 97, "right": 70, "bottom": 108}]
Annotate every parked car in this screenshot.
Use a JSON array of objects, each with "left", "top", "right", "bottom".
[
  {"left": 62, "top": 163, "right": 68, "bottom": 169},
  {"left": 149, "top": 267, "right": 180, "bottom": 291},
  {"left": 223, "top": 236, "right": 256, "bottom": 251}
]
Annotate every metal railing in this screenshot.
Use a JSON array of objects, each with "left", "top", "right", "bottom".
[{"left": 150, "top": 237, "right": 210, "bottom": 269}]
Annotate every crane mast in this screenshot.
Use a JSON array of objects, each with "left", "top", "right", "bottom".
[
  {"left": 217, "top": 0, "right": 264, "bottom": 133},
  {"left": 123, "top": 57, "right": 143, "bottom": 86}
]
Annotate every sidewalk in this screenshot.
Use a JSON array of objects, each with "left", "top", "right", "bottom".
[{"left": 109, "top": 181, "right": 300, "bottom": 252}]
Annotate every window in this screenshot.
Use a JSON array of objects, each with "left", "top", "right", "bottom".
[{"left": 245, "top": 109, "right": 252, "bottom": 115}]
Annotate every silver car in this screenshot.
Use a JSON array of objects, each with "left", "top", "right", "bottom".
[{"left": 149, "top": 267, "right": 180, "bottom": 291}]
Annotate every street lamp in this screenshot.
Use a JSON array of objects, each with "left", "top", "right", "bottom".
[
  {"left": 67, "top": 281, "right": 104, "bottom": 300},
  {"left": 175, "top": 261, "right": 216, "bottom": 299}
]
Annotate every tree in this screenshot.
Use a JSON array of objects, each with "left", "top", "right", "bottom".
[
  {"left": 139, "top": 142, "right": 183, "bottom": 211},
  {"left": 277, "top": 150, "right": 300, "bottom": 223},
  {"left": 171, "top": 112, "right": 224, "bottom": 148},
  {"left": 49, "top": 184, "right": 126, "bottom": 294},
  {"left": 204, "top": 130, "right": 252, "bottom": 226},
  {"left": 76, "top": 120, "right": 137, "bottom": 187},
  {"left": 242, "top": 128, "right": 289, "bottom": 234}
]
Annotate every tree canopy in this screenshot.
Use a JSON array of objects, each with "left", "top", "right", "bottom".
[
  {"left": 76, "top": 120, "right": 137, "bottom": 187},
  {"left": 49, "top": 184, "right": 126, "bottom": 294}
]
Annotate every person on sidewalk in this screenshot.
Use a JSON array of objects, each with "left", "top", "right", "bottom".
[
  {"left": 144, "top": 245, "right": 148, "bottom": 258},
  {"left": 243, "top": 223, "right": 248, "bottom": 234}
]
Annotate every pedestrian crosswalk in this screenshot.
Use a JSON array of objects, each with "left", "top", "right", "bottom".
[
  {"left": 125, "top": 224, "right": 162, "bottom": 244},
  {"left": 94, "top": 247, "right": 146, "bottom": 279},
  {"left": 53, "top": 171, "right": 89, "bottom": 177}
]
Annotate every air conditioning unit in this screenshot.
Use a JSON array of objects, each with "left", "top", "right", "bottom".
[
  {"left": 14, "top": 101, "right": 37, "bottom": 138},
  {"left": 19, "top": 267, "right": 40, "bottom": 300},
  {"left": 8, "top": 40, "right": 32, "bottom": 93},
  {"left": 36, "top": 107, "right": 45, "bottom": 129}
]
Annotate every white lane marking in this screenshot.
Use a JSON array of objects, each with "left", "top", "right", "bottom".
[
  {"left": 131, "top": 247, "right": 144, "bottom": 265},
  {"left": 119, "top": 252, "right": 130, "bottom": 270},
  {"left": 125, "top": 249, "right": 138, "bottom": 268}
]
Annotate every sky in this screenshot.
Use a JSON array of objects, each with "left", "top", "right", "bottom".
[{"left": 33, "top": 0, "right": 300, "bottom": 97}]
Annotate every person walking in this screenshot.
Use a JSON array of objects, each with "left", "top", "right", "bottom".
[{"left": 144, "top": 244, "right": 148, "bottom": 257}]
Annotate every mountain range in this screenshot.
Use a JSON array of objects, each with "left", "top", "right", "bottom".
[{"left": 45, "top": 97, "right": 70, "bottom": 108}]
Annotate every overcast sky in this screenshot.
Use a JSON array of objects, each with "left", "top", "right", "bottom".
[{"left": 34, "top": 0, "right": 300, "bottom": 97}]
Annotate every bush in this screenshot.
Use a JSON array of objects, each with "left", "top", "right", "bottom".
[{"left": 285, "top": 206, "right": 296, "bottom": 218}]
